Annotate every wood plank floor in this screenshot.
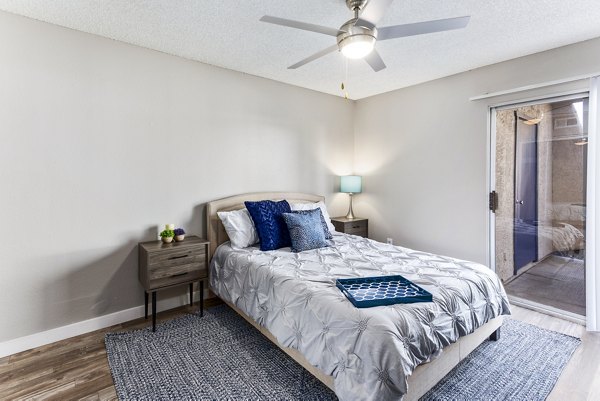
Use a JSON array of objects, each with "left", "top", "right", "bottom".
[
  {"left": 0, "top": 299, "right": 222, "bottom": 401},
  {"left": 1, "top": 300, "right": 598, "bottom": 400}
]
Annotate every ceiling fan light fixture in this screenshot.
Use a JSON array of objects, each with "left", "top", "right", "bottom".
[
  {"left": 337, "top": 21, "right": 377, "bottom": 60},
  {"left": 339, "top": 35, "right": 376, "bottom": 59}
]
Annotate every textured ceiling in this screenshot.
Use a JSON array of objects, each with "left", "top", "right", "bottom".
[{"left": 1, "top": 0, "right": 600, "bottom": 99}]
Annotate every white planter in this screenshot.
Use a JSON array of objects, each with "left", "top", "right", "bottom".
[
  {"left": 161, "top": 236, "right": 173, "bottom": 244},
  {"left": 175, "top": 235, "right": 185, "bottom": 242}
]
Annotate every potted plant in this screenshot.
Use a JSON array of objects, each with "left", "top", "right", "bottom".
[
  {"left": 160, "top": 229, "right": 175, "bottom": 243},
  {"left": 174, "top": 228, "right": 186, "bottom": 242}
]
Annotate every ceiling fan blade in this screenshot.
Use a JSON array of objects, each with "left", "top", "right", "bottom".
[
  {"left": 288, "top": 45, "right": 339, "bottom": 69},
  {"left": 355, "top": 0, "right": 395, "bottom": 29},
  {"left": 378, "top": 16, "right": 470, "bottom": 40},
  {"left": 364, "top": 49, "right": 386, "bottom": 72},
  {"left": 260, "top": 15, "right": 339, "bottom": 37}
]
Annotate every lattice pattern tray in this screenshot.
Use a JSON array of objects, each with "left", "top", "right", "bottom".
[{"left": 336, "top": 275, "right": 433, "bottom": 308}]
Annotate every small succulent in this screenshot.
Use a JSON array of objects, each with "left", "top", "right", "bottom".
[
  {"left": 160, "top": 229, "right": 174, "bottom": 238},
  {"left": 174, "top": 228, "right": 186, "bottom": 236}
]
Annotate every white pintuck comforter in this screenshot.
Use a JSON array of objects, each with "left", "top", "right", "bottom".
[{"left": 210, "top": 233, "right": 510, "bottom": 401}]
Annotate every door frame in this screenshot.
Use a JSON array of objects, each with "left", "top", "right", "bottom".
[{"left": 488, "top": 91, "right": 593, "bottom": 327}]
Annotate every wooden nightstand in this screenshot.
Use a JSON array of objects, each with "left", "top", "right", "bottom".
[
  {"left": 138, "top": 235, "right": 209, "bottom": 331},
  {"left": 331, "top": 217, "right": 368, "bottom": 238}
]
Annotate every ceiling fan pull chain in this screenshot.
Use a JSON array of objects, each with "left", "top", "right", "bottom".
[
  {"left": 342, "top": 85, "right": 348, "bottom": 99},
  {"left": 341, "top": 58, "right": 349, "bottom": 99}
]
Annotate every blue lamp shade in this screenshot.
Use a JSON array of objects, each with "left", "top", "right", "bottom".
[{"left": 340, "top": 175, "right": 362, "bottom": 194}]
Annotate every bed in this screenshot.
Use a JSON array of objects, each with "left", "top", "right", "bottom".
[{"left": 207, "top": 192, "right": 510, "bottom": 401}]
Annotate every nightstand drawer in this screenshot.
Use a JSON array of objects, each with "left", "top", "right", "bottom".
[
  {"left": 147, "top": 247, "right": 205, "bottom": 269},
  {"left": 149, "top": 268, "right": 204, "bottom": 289},
  {"left": 345, "top": 220, "right": 367, "bottom": 232},
  {"left": 331, "top": 217, "right": 368, "bottom": 238},
  {"left": 149, "top": 261, "right": 206, "bottom": 281}
]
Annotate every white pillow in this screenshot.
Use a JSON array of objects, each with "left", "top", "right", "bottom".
[
  {"left": 290, "top": 201, "right": 336, "bottom": 232},
  {"left": 217, "top": 209, "right": 259, "bottom": 249}
]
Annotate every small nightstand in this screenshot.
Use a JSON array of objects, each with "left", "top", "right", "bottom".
[
  {"left": 138, "top": 235, "right": 209, "bottom": 331},
  {"left": 331, "top": 217, "right": 368, "bottom": 238}
]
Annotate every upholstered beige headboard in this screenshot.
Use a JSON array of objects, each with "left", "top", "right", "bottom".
[{"left": 206, "top": 192, "right": 325, "bottom": 260}]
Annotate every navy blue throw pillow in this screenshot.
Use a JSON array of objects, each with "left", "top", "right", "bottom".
[
  {"left": 282, "top": 209, "right": 329, "bottom": 252},
  {"left": 291, "top": 209, "right": 333, "bottom": 239},
  {"left": 245, "top": 200, "right": 292, "bottom": 251}
]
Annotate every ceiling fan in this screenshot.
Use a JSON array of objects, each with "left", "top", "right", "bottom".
[{"left": 260, "top": 0, "right": 470, "bottom": 72}]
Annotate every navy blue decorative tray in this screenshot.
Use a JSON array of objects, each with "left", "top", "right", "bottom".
[{"left": 336, "top": 275, "right": 433, "bottom": 308}]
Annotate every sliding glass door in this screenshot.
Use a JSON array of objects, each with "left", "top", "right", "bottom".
[{"left": 491, "top": 95, "right": 589, "bottom": 318}]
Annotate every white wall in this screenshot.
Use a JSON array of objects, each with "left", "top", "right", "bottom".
[
  {"left": 0, "top": 11, "right": 355, "bottom": 342},
  {"left": 353, "top": 37, "right": 600, "bottom": 264}
]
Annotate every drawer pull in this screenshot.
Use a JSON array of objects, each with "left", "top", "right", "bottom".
[
  {"left": 352, "top": 225, "right": 361, "bottom": 229},
  {"left": 170, "top": 272, "right": 188, "bottom": 278},
  {"left": 168, "top": 254, "right": 189, "bottom": 260}
]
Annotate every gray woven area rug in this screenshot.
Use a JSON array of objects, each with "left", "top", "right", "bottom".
[
  {"left": 420, "top": 318, "right": 580, "bottom": 400},
  {"left": 105, "top": 305, "right": 580, "bottom": 401}
]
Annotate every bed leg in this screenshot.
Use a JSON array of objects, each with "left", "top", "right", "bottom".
[{"left": 489, "top": 328, "right": 500, "bottom": 341}]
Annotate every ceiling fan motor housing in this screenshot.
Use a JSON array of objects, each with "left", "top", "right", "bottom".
[{"left": 345, "top": 0, "right": 368, "bottom": 12}]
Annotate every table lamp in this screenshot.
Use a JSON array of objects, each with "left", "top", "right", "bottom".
[{"left": 340, "top": 175, "right": 362, "bottom": 219}]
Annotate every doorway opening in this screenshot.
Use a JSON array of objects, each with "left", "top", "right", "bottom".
[{"left": 492, "top": 95, "right": 588, "bottom": 318}]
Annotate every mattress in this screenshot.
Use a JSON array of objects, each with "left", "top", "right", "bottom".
[{"left": 210, "top": 233, "right": 511, "bottom": 401}]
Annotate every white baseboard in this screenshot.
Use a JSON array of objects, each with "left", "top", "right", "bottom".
[{"left": 0, "top": 291, "right": 205, "bottom": 358}]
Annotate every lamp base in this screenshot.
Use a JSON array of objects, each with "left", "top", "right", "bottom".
[{"left": 345, "top": 193, "right": 355, "bottom": 219}]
